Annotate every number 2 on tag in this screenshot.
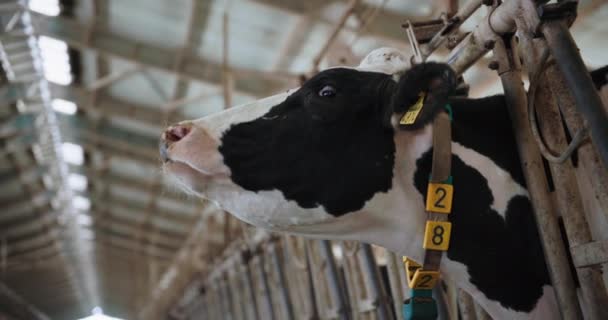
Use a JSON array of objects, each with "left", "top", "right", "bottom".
[{"left": 426, "top": 183, "right": 453, "bottom": 213}]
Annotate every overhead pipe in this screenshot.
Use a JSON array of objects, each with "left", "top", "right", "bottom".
[
  {"left": 421, "top": 0, "right": 484, "bottom": 60},
  {"left": 444, "top": 0, "right": 608, "bottom": 168}
]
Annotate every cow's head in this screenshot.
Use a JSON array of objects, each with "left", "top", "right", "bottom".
[{"left": 160, "top": 58, "right": 456, "bottom": 235}]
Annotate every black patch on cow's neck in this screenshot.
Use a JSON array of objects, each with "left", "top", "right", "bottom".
[
  {"left": 413, "top": 150, "right": 550, "bottom": 312},
  {"left": 219, "top": 69, "right": 396, "bottom": 216},
  {"left": 412, "top": 96, "right": 550, "bottom": 311},
  {"left": 448, "top": 95, "right": 526, "bottom": 187}
]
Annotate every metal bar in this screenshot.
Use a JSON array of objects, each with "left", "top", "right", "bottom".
[
  {"left": 318, "top": 240, "right": 348, "bottom": 319},
  {"left": 0, "top": 281, "right": 51, "bottom": 320},
  {"left": 359, "top": 244, "right": 390, "bottom": 320},
  {"left": 571, "top": 240, "right": 608, "bottom": 268},
  {"left": 222, "top": 12, "right": 233, "bottom": 109},
  {"left": 87, "top": 65, "right": 142, "bottom": 91},
  {"left": 256, "top": 254, "right": 276, "bottom": 320},
  {"left": 535, "top": 62, "right": 608, "bottom": 319},
  {"left": 311, "top": 0, "right": 359, "bottom": 73},
  {"left": 243, "top": 252, "right": 260, "bottom": 320},
  {"left": 473, "top": 302, "right": 492, "bottom": 320},
  {"left": 544, "top": 66, "right": 608, "bottom": 224},
  {"left": 163, "top": 92, "right": 216, "bottom": 112},
  {"left": 446, "top": 0, "right": 540, "bottom": 75},
  {"left": 433, "top": 284, "right": 451, "bottom": 320},
  {"left": 32, "top": 13, "right": 297, "bottom": 98},
  {"left": 542, "top": 20, "right": 608, "bottom": 169},
  {"left": 222, "top": 273, "right": 236, "bottom": 320},
  {"left": 457, "top": 289, "right": 478, "bottom": 320},
  {"left": 385, "top": 252, "right": 405, "bottom": 320},
  {"left": 269, "top": 242, "right": 295, "bottom": 320},
  {"left": 421, "top": 0, "right": 483, "bottom": 60},
  {"left": 493, "top": 36, "right": 583, "bottom": 320}
]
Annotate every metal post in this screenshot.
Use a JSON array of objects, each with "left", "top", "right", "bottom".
[
  {"left": 457, "top": 289, "right": 477, "bottom": 320},
  {"left": 304, "top": 242, "right": 321, "bottom": 320},
  {"left": 319, "top": 239, "right": 349, "bottom": 320},
  {"left": 421, "top": 0, "right": 483, "bottom": 60},
  {"left": 535, "top": 63, "right": 608, "bottom": 320},
  {"left": 213, "top": 280, "right": 227, "bottom": 320},
  {"left": 385, "top": 252, "right": 406, "bottom": 320},
  {"left": 202, "top": 292, "right": 211, "bottom": 320},
  {"left": 493, "top": 36, "right": 583, "bottom": 320},
  {"left": 242, "top": 251, "right": 259, "bottom": 320},
  {"left": 218, "top": 276, "right": 234, "bottom": 320},
  {"left": 545, "top": 65, "right": 608, "bottom": 224},
  {"left": 542, "top": 20, "right": 608, "bottom": 169},
  {"left": 256, "top": 254, "right": 276, "bottom": 320},
  {"left": 359, "top": 243, "right": 390, "bottom": 320},
  {"left": 268, "top": 242, "right": 295, "bottom": 320}
]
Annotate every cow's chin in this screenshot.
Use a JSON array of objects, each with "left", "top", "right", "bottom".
[{"left": 163, "top": 161, "right": 220, "bottom": 197}]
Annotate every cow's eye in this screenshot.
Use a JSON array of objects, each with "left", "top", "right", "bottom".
[{"left": 318, "top": 85, "right": 336, "bottom": 97}]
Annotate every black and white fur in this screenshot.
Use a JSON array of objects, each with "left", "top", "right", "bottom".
[{"left": 160, "top": 49, "right": 583, "bottom": 319}]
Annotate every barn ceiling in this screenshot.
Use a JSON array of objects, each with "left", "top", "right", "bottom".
[{"left": 0, "top": 0, "right": 605, "bottom": 319}]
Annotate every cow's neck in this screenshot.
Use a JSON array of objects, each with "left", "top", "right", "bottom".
[{"left": 280, "top": 123, "right": 435, "bottom": 263}]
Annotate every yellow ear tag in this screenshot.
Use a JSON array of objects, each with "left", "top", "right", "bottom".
[
  {"left": 402, "top": 257, "right": 422, "bottom": 283},
  {"left": 400, "top": 92, "right": 426, "bottom": 125}
]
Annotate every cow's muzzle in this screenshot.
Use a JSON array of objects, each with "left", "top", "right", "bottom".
[{"left": 160, "top": 123, "right": 191, "bottom": 163}]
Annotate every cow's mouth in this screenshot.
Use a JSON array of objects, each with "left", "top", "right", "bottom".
[
  {"left": 162, "top": 160, "right": 212, "bottom": 194},
  {"left": 160, "top": 123, "right": 231, "bottom": 193}
]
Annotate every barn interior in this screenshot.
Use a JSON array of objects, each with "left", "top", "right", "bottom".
[{"left": 0, "top": 0, "right": 607, "bottom": 319}]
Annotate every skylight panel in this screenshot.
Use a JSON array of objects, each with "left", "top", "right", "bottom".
[
  {"left": 77, "top": 213, "right": 92, "bottom": 226},
  {"left": 73, "top": 195, "right": 91, "bottom": 211},
  {"left": 77, "top": 307, "right": 126, "bottom": 320},
  {"left": 29, "top": 0, "right": 60, "bottom": 16},
  {"left": 62, "top": 142, "right": 84, "bottom": 165},
  {"left": 68, "top": 173, "right": 88, "bottom": 192},
  {"left": 52, "top": 99, "right": 78, "bottom": 115},
  {"left": 38, "top": 36, "right": 73, "bottom": 85}
]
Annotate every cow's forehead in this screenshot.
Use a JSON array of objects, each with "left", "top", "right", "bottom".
[{"left": 191, "top": 88, "right": 297, "bottom": 139}]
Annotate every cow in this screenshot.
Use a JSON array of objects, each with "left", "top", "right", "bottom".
[{"left": 160, "top": 48, "right": 561, "bottom": 319}]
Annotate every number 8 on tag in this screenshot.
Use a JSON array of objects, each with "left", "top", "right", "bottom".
[
  {"left": 426, "top": 183, "right": 453, "bottom": 213},
  {"left": 423, "top": 221, "right": 452, "bottom": 251}
]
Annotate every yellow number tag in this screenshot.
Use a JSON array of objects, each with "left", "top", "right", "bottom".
[
  {"left": 423, "top": 221, "right": 452, "bottom": 251},
  {"left": 426, "top": 183, "right": 453, "bottom": 214},
  {"left": 400, "top": 92, "right": 426, "bottom": 125},
  {"left": 402, "top": 257, "right": 421, "bottom": 283},
  {"left": 408, "top": 270, "right": 440, "bottom": 289}
]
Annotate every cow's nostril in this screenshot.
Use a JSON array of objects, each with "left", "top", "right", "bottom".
[{"left": 165, "top": 125, "right": 191, "bottom": 143}]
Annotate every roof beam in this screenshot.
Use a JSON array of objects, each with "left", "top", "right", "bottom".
[
  {"left": 253, "top": 0, "right": 430, "bottom": 44},
  {"left": 76, "top": 166, "right": 194, "bottom": 208},
  {"left": 32, "top": 13, "right": 297, "bottom": 98},
  {"left": 50, "top": 83, "right": 185, "bottom": 126},
  {"left": 0, "top": 281, "right": 51, "bottom": 320},
  {"left": 89, "top": 209, "right": 188, "bottom": 246},
  {"left": 86, "top": 187, "right": 198, "bottom": 225},
  {"left": 94, "top": 231, "right": 175, "bottom": 260},
  {"left": 0, "top": 171, "right": 197, "bottom": 226},
  {"left": 88, "top": 222, "right": 181, "bottom": 252}
]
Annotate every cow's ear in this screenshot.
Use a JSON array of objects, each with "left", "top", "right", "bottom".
[{"left": 384, "top": 62, "right": 457, "bottom": 130}]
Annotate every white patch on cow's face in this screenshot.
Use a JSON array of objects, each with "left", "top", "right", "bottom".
[
  {"left": 163, "top": 90, "right": 297, "bottom": 197},
  {"left": 452, "top": 142, "right": 528, "bottom": 218},
  {"left": 195, "top": 89, "right": 296, "bottom": 139}
]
